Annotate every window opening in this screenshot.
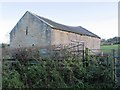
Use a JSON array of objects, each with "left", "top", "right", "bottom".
[{"left": 26, "top": 26, "right": 28, "bottom": 35}]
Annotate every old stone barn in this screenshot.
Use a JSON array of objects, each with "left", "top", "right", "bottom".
[{"left": 10, "top": 11, "right": 100, "bottom": 49}]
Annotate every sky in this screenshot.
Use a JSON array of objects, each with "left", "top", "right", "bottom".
[{"left": 0, "top": 1, "right": 118, "bottom": 44}]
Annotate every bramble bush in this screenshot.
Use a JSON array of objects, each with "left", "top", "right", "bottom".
[{"left": 2, "top": 49, "right": 115, "bottom": 89}]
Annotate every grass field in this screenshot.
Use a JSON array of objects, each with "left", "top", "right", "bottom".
[{"left": 101, "top": 44, "right": 120, "bottom": 50}]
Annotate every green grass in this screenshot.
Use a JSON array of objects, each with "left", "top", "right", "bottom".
[{"left": 101, "top": 44, "right": 120, "bottom": 50}]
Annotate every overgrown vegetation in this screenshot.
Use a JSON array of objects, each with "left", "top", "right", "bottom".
[{"left": 2, "top": 49, "right": 116, "bottom": 89}]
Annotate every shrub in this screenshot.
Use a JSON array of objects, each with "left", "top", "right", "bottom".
[
  {"left": 2, "top": 48, "right": 115, "bottom": 89},
  {"left": 2, "top": 63, "right": 24, "bottom": 88}
]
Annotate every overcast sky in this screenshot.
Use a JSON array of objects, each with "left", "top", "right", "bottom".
[{"left": 0, "top": 1, "right": 118, "bottom": 43}]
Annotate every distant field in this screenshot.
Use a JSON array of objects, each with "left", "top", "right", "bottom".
[
  {"left": 100, "top": 44, "right": 120, "bottom": 50},
  {"left": 100, "top": 44, "right": 120, "bottom": 56}
]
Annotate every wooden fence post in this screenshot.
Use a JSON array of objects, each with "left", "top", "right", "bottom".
[
  {"left": 82, "top": 43, "right": 85, "bottom": 67},
  {"left": 85, "top": 48, "right": 89, "bottom": 67},
  {"left": 112, "top": 49, "right": 116, "bottom": 85}
]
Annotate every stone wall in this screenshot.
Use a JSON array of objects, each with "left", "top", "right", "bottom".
[
  {"left": 51, "top": 29, "right": 100, "bottom": 49},
  {"left": 10, "top": 12, "right": 51, "bottom": 48},
  {"left": 10, "top": 11, "right": 100, "bottom": 49}
]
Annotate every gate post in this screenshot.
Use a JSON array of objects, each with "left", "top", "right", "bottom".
[
  {"left": 85, "top": 48, "right": 89, "bottom": 67},
  {"left": 82, "top": 42, "right": 85, "bottom": 67},
  {"left": 112, "top": 49, "right": 116, "bottom": 85}
]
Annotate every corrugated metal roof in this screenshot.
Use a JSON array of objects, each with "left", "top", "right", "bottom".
[{"left": 30, "top": 11, "right": 100, "bottom": 38}]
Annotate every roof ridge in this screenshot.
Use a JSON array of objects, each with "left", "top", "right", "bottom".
[
  {"left": 78, "top": 26, "right": 99, "bottom": 37},
  {"left": 28, "top": 11, "right": 78, "bottom": 28},
  {"left": 28, "top": 11, "right": 54, "bottom": 27},
  {"left": 36, "top": 14, "right": 78, "bottom": 28},
  {"left": 26, "top": 11, "right": 100, "bottom": 38}
]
